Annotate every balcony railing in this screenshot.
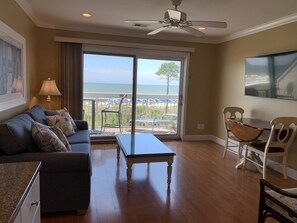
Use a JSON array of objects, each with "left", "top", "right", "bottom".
[{"left": 83, "top": 92, "right": 178, "bottom": 135}]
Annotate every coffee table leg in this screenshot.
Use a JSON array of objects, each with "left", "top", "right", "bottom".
[
  {"left": 126, "top": 160, "right": 132, "bottom": 191},
  {"left": 116, "top": 144, "right": 120, "bottom": 163},
  {"left": 167, "top": 156, "right": 173, "bottom": 190}
]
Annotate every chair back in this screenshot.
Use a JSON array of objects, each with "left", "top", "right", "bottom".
[
  {"left": 223, "top": 107, "right": 244, "bottom": 131},
  {"left": 265, "top": 117, "right": 297, "bottom": 153},
  {"left": 118, "top": 94, "right": 127, "bottom": 112}
]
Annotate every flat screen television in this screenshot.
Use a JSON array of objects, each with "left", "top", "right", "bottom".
[{"left": 245, "top": 50, "right": 297, "bottom": 100}]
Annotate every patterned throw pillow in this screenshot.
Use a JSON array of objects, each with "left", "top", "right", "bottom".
[
  {"left": 50, "top": 125, "right": 71, "bottom": 151},
  {"left": 46, "top": 111, "right": 75, "bottom": 136},
  {"left": 31, "top": 121, "right": 68, "bottom": 152},
  {"left": 45, "top": 107, "right": 78, "bottom": 131},
  {"left": 63, "top": 108, "right": 78, "bottom": 131}
]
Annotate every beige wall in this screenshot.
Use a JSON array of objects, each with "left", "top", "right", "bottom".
[
  {"left": 0, "top": 0, "right": 36, "bottom": 122},
  {"left": 213, "top": 22, "right": 297, "bottom": 169}
]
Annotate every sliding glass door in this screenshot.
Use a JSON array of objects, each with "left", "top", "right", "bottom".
[
  {"left": 135, "top": 58, "right": 181, "bottom": 135},
  {"left": 82, "top": 49, "right": 185, "bottom": 139},
  {"left": 83, "top": 53, "right": 134, "bottom": 137}
]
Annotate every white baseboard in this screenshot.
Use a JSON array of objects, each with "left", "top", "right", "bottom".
[
  {"left": 182, "top": 134, "right": 297, "bottom": 180},
  {"left": 182, "top": 134, "right": 213, "bottom": 141},
  {"left": 267, "top": 159, "right": 297, "bottom": 180}
]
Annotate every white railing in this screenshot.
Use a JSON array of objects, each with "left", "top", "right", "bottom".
[{"left": 83, "top": 92, "right": 178, "bottom": 130}]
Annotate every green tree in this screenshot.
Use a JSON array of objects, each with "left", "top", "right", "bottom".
[
  {"left": 155, "top": 62, "right": 180, "bottom": 95},
  {"left": 155, "top": 62, "right": 180, "bottom": 112}
]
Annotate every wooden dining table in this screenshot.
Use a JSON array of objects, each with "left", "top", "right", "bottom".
[
  {"left": 232, "top": 118, "right": 274, "bottom": 141},
  {"left": 227, "top": 118, "right": 272, "bottom": 169},
  {"left": 233, "top": 118, "right": 272, "bottom": 130}
]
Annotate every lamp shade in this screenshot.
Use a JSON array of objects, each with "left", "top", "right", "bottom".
[
  {"left": 39, "top": 78, "right": 61, "bottom": 96},
  {"left": 11, "top": 77, "right": 23, "bottom": 93}
]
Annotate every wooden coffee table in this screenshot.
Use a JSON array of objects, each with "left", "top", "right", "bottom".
[{"left": 115, "top": 133, "right": 176, "bottom": 191}]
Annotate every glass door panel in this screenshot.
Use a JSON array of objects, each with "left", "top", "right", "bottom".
[
  {"left": 135, "top": 58, "right": 181, "bottom": 136},
  {"left": 83, "top": 53, "right": 134, "bottom": 138}
]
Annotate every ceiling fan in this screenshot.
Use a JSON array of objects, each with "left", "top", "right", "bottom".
[{"left": 125, "top": 0, "right": 227, "bottom": 37}]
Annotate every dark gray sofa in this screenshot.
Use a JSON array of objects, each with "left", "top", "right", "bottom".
[{"left": 0, "top": 105, "right": 92, "bottom": 214}]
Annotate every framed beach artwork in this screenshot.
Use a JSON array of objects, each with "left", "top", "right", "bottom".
[{"left": 0, "top": 20, "right": 26, "bottom": 111}]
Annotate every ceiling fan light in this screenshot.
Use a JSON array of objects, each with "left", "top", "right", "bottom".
[
  {"left": 198, "top": 27, "right": 206, "bottom": 31},
  {"left": 82, "top": 13, "right": 91, "bottom": 17},
  {"left": 167, "top": 9, "right": 181, "bottom": 21}
]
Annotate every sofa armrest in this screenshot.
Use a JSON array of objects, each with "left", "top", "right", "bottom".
[
  {"left": 0, "top": 152, "right": 91, "bottom": 173},
  {"left": 74, "top": 120, "right": 88, "bottom": 130}
]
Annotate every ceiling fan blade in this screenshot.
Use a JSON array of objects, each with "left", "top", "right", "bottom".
[
  {"left": 190, "top": 21, "right": 227, "bottom": 28},
  {"left": 125, "top": 20, "right": 163, "bottom": 24},
  {"left": 182, "top": 26, "right": 205, "bottom": 37},
  {"left": 147, "top": 26, "right": 168, "bottom": 35}
]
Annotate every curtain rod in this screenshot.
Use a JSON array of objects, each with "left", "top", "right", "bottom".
[{"left": 54, "top": 36, "right": 195, "bottom": 53}]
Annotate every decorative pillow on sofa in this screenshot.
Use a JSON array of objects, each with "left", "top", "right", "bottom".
[
  {"left": 45, "top": 107, "right": 78, "bottom": 131},
  {"left": 46, "top": 111, "right": 76, "bottom": 136},
  {"left": 31, "top": 121, "right": 68, "bottom": 152},
  {"left": 50, "top": 125, "right": 71, "bottom": 151}
]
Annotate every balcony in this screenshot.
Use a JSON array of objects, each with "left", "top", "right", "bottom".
[{"left": 83, "top": 92, "right": 178, "bottom": 136}]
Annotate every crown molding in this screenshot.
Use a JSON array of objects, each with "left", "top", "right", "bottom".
[
  {"left": 15, "top": 0, "right": 55, "bottom": 28},
  {"left": 221, "top": 13, "right": 297, "bottom": 43}
]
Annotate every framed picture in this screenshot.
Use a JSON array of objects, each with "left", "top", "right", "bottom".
[{"left": 0, "top": 20, "right": 26, "bottom": 111}]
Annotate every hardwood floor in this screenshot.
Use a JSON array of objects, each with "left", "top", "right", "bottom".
[{"left": 41, "top": 140, "right": 297, "bottom": 223}]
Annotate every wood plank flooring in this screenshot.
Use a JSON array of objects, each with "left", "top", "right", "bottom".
[{"left": 41, "top": 140, "right": 297, "bottom": 223}]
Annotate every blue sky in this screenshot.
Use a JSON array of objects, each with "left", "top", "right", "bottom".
[{"left": 83, "top": 54, "right": 181, "bottom": 86}]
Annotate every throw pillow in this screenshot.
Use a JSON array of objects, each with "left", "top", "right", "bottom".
[
  {"left": 31, "top": 121, "right": 68, "bottom": 152},
  {"left": 63, "top": 108, "right": 78, "bottom": 131},
  {"left": 50, "top": 125, "right": 71, "bottom": 151},
  {"left": 46, "top": 111, "right": 76, "bottom": 136},
  {"left": 45, "top": 107, "right": 78, "bottom": 131}
]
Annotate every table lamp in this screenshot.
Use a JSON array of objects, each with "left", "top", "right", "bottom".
[
  {"left": 39, "top": 78, "right": 61, "bottom": 109},
  {"left": 11, "top": 76, "right": 23, "bottom": 93}
]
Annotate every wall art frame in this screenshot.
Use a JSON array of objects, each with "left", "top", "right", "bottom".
[{"left": 0, "top": 20, "right": 26, "bottom": 111}]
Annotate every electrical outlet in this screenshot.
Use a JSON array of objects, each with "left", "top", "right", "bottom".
[
  {"left": 197, "top": 123, "right": 205, "bottom": 130},
  {"left": 200, "top": 124, "right": 205, "bottom": 130}
]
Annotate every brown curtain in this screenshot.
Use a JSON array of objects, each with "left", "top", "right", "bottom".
[{"left": 58, "top": 42, "right": 83, "bottom": 120}]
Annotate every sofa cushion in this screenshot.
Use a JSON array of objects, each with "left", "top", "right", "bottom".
[
  {"left": 70, "top": 143, "right": 91, "bottom": 154},
  {"left": 67, "top": 130, "right": 90, "bottom": 144},
  {"left": 0, "top": 114, "right": 38, "bottom": 154},
  {"left": 26, "top": 105, "right": 47, "bottom": 125},
  {"left": 46, "top": 111, "right": 76, "bottom": 136}
]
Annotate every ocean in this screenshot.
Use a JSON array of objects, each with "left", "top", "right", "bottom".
[{"left": 83, "top": 83, "right": 179, "bottom": 95}]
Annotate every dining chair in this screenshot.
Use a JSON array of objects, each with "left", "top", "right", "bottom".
[
  {"left": 243, "top": 117, "right": 297, "bottom": 180},
  {"left": 258, "top": 179, "right": 297, "bottom": 223},
  {"left": 101, "top": 94, "right": 127, "bottom": 133},
  {"left": 222, "top": 106, "right": 245, "bottom": 161}
]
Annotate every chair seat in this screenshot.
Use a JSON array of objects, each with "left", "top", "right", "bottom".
[
  {"left": 249, "top": 142, "right": 284, "bottom": 153},
  {"left": 102, "top": 109, "right": 120, "bottom": 113},
  {"left": 266, "top": 188, "right": 297, "bottom": 222}
]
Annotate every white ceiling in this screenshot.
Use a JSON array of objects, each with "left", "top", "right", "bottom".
[{"left": 16, "top": 0, "right": 297, "bottom": 43}]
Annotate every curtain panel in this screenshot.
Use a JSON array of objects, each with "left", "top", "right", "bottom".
[{"left": 58, "top": 42, "right": 83, "bottom": 120}]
